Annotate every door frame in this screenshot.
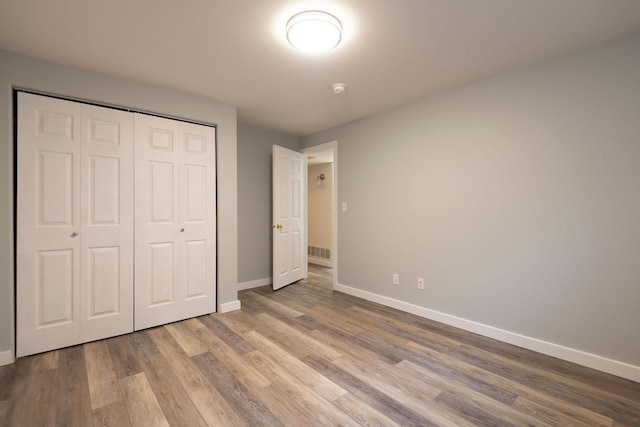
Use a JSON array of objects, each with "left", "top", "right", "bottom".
[{"left": 301, "top": 141, "right": 338, "bottom": 290}]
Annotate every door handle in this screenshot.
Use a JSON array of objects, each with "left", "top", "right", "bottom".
[
  {"left": 272, "top": 224, "right": 283, "bottom": 229},
  {"left": 180, "top": 228, "right": 185, "bottom": 232},
  {"left": 70, "top": 232, "right": 78, "bottom": 238}
]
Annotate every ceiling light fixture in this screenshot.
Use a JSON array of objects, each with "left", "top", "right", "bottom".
[{"left": 286, "top": 11, "right": 342, "bottom": 53}]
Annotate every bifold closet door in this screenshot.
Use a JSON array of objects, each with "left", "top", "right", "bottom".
[
  {"left": 17, "top": 93, "right": 134, "bottom": 357},
  {"left": 134, "top": 114, "right": 216, "bottom": 330}
]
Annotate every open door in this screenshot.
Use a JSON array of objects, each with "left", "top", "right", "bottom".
[{"left": 272, "top": 145, "right": 308, "bottom": 290}]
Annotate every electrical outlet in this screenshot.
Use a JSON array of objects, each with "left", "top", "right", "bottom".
[
  {"left": 392, "top": 274, "right": 399, "bottom": 285},
  {"left": 417, "top": 277, "right": 425, "bottom": 290}
]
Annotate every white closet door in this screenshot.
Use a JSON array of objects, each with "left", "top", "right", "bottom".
[
  {"left": 80, "top": 103, "right": 134, "bottom": 342},
  {"left": 17, "top": 93, "right": 82, "bottom": 357},
  {"left": 134, "top": 114, "right": 216, "bottom": 330},
  {"left": 17, "top": 93, "right": 134, "bottom": 357}
]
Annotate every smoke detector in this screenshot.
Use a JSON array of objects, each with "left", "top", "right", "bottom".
[{"left": 332, "top": 83, "right": 346, "bottom": 94}]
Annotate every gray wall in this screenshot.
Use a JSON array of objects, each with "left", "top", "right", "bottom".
[
  {"left": 237, "top": 124, "right": 299, "bottom": 283},
  {"left": 301, "top": 32, "right": 640, "bottom": 366},
  {"left": 0, "top": 50, "right": 238, "bottom": 358}
]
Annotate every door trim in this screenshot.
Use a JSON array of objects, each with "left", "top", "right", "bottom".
[
  {"left": 301, "top": 141, "right": 338, "bottom": 290},
  {"left": 14, "top": 88, "right": 217, "bottom": 128}
]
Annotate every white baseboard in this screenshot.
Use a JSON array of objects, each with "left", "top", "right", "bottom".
[
  {"left": 335, "top": 282, "right": 640, "bottom": 383},
  {"left": 238, "top": 278, "right": 271, "bottom": 291},
  {"left": 0, "top": 350, "right": 14, "bottom": 366},
  {"left": 309, "top": 257, "right": 333, "bottom": 268},
  {"left": 219, "top": 300, "right": 241, "bottom": 313}
]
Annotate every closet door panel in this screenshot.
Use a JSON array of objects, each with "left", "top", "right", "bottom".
[
  {"left": 37, "top": 249, "right": 75, "bottom": 325},
  {"left": 135, "top": 115, "right": 216, "bottom": 330},
  {"left": 17, "top": 93, "right": 134, "bottom": 357},
  {"left": 179, "top": 122, "right": 216, "bottom": 314},
  {"left": 80, "top": 104, "right": 134, "bottom": 341},
  {"left": 17, "top": 93, "right": 82, "bottom": 357},
  {"left": 87, "top": 246, "right": 121, "bottom": 315},
  {"left": 149, "top": 160, "right": 176, "bottom": 223},
  {"left": 88, "top": 156, "right": 120, "bottom": 224},
  {"left": 148, "top": 241, "right": 176, "bottom": 305},
  {"left": 38, "top": 151, "right": 75, "bottom": 225},
  {"left": 135, "top": 114, "right": 181, "bottom": 329},
  {"left": 184, "top": 239, "right": 207, "bottom": 298},
  {"left": 181, "top": 161, "right": 209, "bottom": 298},
  {"left": 184, "top": 164, "right": 206, "bottom": 222}
]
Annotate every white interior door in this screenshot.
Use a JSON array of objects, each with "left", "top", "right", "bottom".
[
  {"left": 272, "top": 145, "right": 307, "bottom": 290},
  {"left": 134, "top": 114, "right": 216, "bottom": 330},
  {"left": 80, "top": 103, "right": 134, "bottom": 342},
  {"left": 17, "top": 93, "right": 134, "bottom": 357}
]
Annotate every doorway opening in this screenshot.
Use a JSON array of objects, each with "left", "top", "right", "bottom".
[{"left": 301, "top": 141, "right": 337, "bottom": 290}]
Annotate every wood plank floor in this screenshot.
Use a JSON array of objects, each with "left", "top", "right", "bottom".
[{"left": 2, "top": 264, "right": 639, "bottom": 426}]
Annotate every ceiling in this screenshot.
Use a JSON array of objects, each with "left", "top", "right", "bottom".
[{"left": 2, "top": 1, "right": 640, "bottom": 137}]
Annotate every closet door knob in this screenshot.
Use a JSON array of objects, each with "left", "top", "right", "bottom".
[
  {"left": 70, "top": 232, "right": 78, "bottom": 238},
  {"left": 180, "top": 228, "right": 185, "bottom": 232}
]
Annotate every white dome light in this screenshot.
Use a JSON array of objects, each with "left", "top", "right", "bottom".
[{"left": 286, "top": 11, "right": 342, "bottom": 53}]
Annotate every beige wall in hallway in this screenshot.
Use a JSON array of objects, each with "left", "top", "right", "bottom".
[{"left": 308, "top": 163, "right": 333, "bottom": 265}]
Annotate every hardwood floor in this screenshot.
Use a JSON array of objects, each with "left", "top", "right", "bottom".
[{"left": 2, "top": 264, "right": 639, "bottom": 426}]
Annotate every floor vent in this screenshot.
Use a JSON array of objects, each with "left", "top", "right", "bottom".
[{"left": 308, "top": 246, "right": 331, "bottom": 260}]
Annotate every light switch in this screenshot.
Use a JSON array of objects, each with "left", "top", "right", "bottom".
[{"left": 342, "top": 202, "right": 347, "bottom": 211}]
